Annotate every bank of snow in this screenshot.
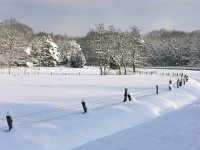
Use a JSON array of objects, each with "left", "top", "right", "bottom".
[
  {"left": 0, "top": 69, "right": 200, "bottom": 150},
  {"left": 74, "top": 99, "right": 200, "bottom": 150}
]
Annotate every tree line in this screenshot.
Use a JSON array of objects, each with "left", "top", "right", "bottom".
[
  {"left": 0, "top": 18, "right": 86, "bottom": 68},
  {"left": 0, "top": 18, "right": 200, "bottom": 73},
  {"left": 80, "top": 24, "right": 147, "bottom": 75},
  {"left": 144, "top": 29, "right": 200, "bottom": 67}
]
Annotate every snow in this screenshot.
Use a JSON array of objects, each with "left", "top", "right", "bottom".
[
  {"left": 74, "top": 100, "right": 200, "bottom": 150},
  {"left": 6, "top": 110, "right": 12, "bottom": 117},
  {"left": 25, "top": 47, "right": 31, "bottom": 55},
  {"left": 26, "top": 62, "right": 33, "bottom": 68},
  {"left": 47, "top": 40, "right": 60, "bottom": 62},
  {"left": 0, "top": 67, "right": 200, "bottom": 150},
  {"left": 49, "top": 41, "right": 58, "bottom": 49}
]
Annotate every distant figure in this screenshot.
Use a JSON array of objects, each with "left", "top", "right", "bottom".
[
  {"left": 6, "top": 110, "right": 13, "bottom": 131},
  {"left": 81, "top": 100, "right": 87, "bottom": 113}
]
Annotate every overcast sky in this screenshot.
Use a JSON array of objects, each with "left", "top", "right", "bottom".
[{"left": 0, "top": 0, "right": 200, "bottom": 36}]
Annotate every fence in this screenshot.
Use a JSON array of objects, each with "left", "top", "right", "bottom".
[
  {"left": 0, "top": 66, "right": 196, "bottom": 76},
  {"left": 0, "top": 74, "right": 189, "bottom": 131}
]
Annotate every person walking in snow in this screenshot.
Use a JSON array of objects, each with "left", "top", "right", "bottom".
[{"left": 6, "top": 110, "right": 13, "bottom": 131}]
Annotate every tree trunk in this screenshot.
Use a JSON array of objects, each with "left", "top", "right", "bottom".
[
  {"left": 123, "top": 63, "right": 127, "bottom": 75},
  {"left": 132, "top": 62, "right": 136, "bottom": 73},
  {"left": 123, "top": 87, "right": 128, "bottom": 102},
  {"left": 103, "top": 65, "right": 107, "bottom": 75},
  {"left": 100, "top": 66, "right": 103, "bottom": 75},
  {"left": 132, "top": 50, "right": 136, "bottom": 73},
  {"left": 118, "top": 64, "right": 121, "bottom": 75}
]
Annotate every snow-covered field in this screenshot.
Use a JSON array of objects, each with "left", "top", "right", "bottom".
[{"left": 0, "top": 67, "right": 200, "bottom": 150}]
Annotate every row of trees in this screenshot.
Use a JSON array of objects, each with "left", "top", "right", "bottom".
[
  {"left": 0, "top": 18, "right": 86, "bottom": 68},
  {"left": 1, "top": 18, "right": 200, "bottom": 72},
  {"left": 144, "top": 29, "right": 200, "bottom": 67},
  {"left": 78, "top": 24, "right": 147, "bottom": 75}
]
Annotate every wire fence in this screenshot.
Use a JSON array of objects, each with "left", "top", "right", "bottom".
[
  {"left": 0, "top": 70, "right": 189, "bottom": 130},
  {"left": 0, "top": 67, "right": 192, "bottom": 77}
]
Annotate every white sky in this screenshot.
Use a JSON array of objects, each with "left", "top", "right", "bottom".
[{"left": 0, "top": 0, "right": 200, "bottom": 36}]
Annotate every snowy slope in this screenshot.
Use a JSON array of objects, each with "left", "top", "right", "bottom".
[
  {"left": 74, "top": 100, "right": 200, "bottom": 150},
  {"left": 0, "top": 67, "right": 200, "bottom": 150}
]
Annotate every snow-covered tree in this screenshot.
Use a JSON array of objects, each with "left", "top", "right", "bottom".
[
  {"left": 70, "top": 51, "right": 86, "bottom": 68},
  {"left": 189, "top": 31, "right": 200, "bottom": 66},
  {"left": 75, "top": 36, "right": 94, "bottom": 66},
  {"left": 58, "top": 40, "right": 86, "bottom": 68},
  {"left": 87, "top": 24, "right": 147, "bottom": 74},
  {"left": 109, "top": 26, "right": 146, "bottom": 74},
  {"left": 27, "top": 35, "right": 60, "bottom": 67},
  {"left": 0, "top": 18, "right": 33, "bottom": 67},
  {"left": 144, "top": 29, "right": 190, "bottom": 67},
  {"left": 109, "top": 27, "right": 128, "bottom": 75},
  {"left": 87, "top": 24, "right": 111, "bottom": 75},
  {"left": 126, "top": 26, "right": 147, "bottom": 73}
]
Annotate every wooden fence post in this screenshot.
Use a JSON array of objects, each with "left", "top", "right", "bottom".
[
  {"left": 156, "top": 85, "right": 158, "bottom": 94},
  {"left": 81, "top": 100, "right": 87, "bottom": 113},
  {"left": 127, "top": 94, "right": 132, "bottom": 101},
  {"left": 169, "top": 79, "right": 172, "bottom": 90},
  {"left": 177, "top": 79, "right": 180, "bottom": 88},
  {"left": 179, "top": 79, "right": 182, "bottom": 86},
  {"left": 6, "top": 110, "right": 13, "bottom": 131},
  {"left": 123, "top": 87, "right": 128, "bottom": 102},
  {"left": 186, "top": 75, "right": 189, "bottom": 82}
]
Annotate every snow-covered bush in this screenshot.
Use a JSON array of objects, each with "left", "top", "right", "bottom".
[
  {"left": 70, "top": 51, "right": 86, "bottom": 68},
  {"left": 59, "top": 40, "right": 86, "bottom": 68},
  {"left": 26, "top": 35, "right": 60, "bottom": 67}
]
